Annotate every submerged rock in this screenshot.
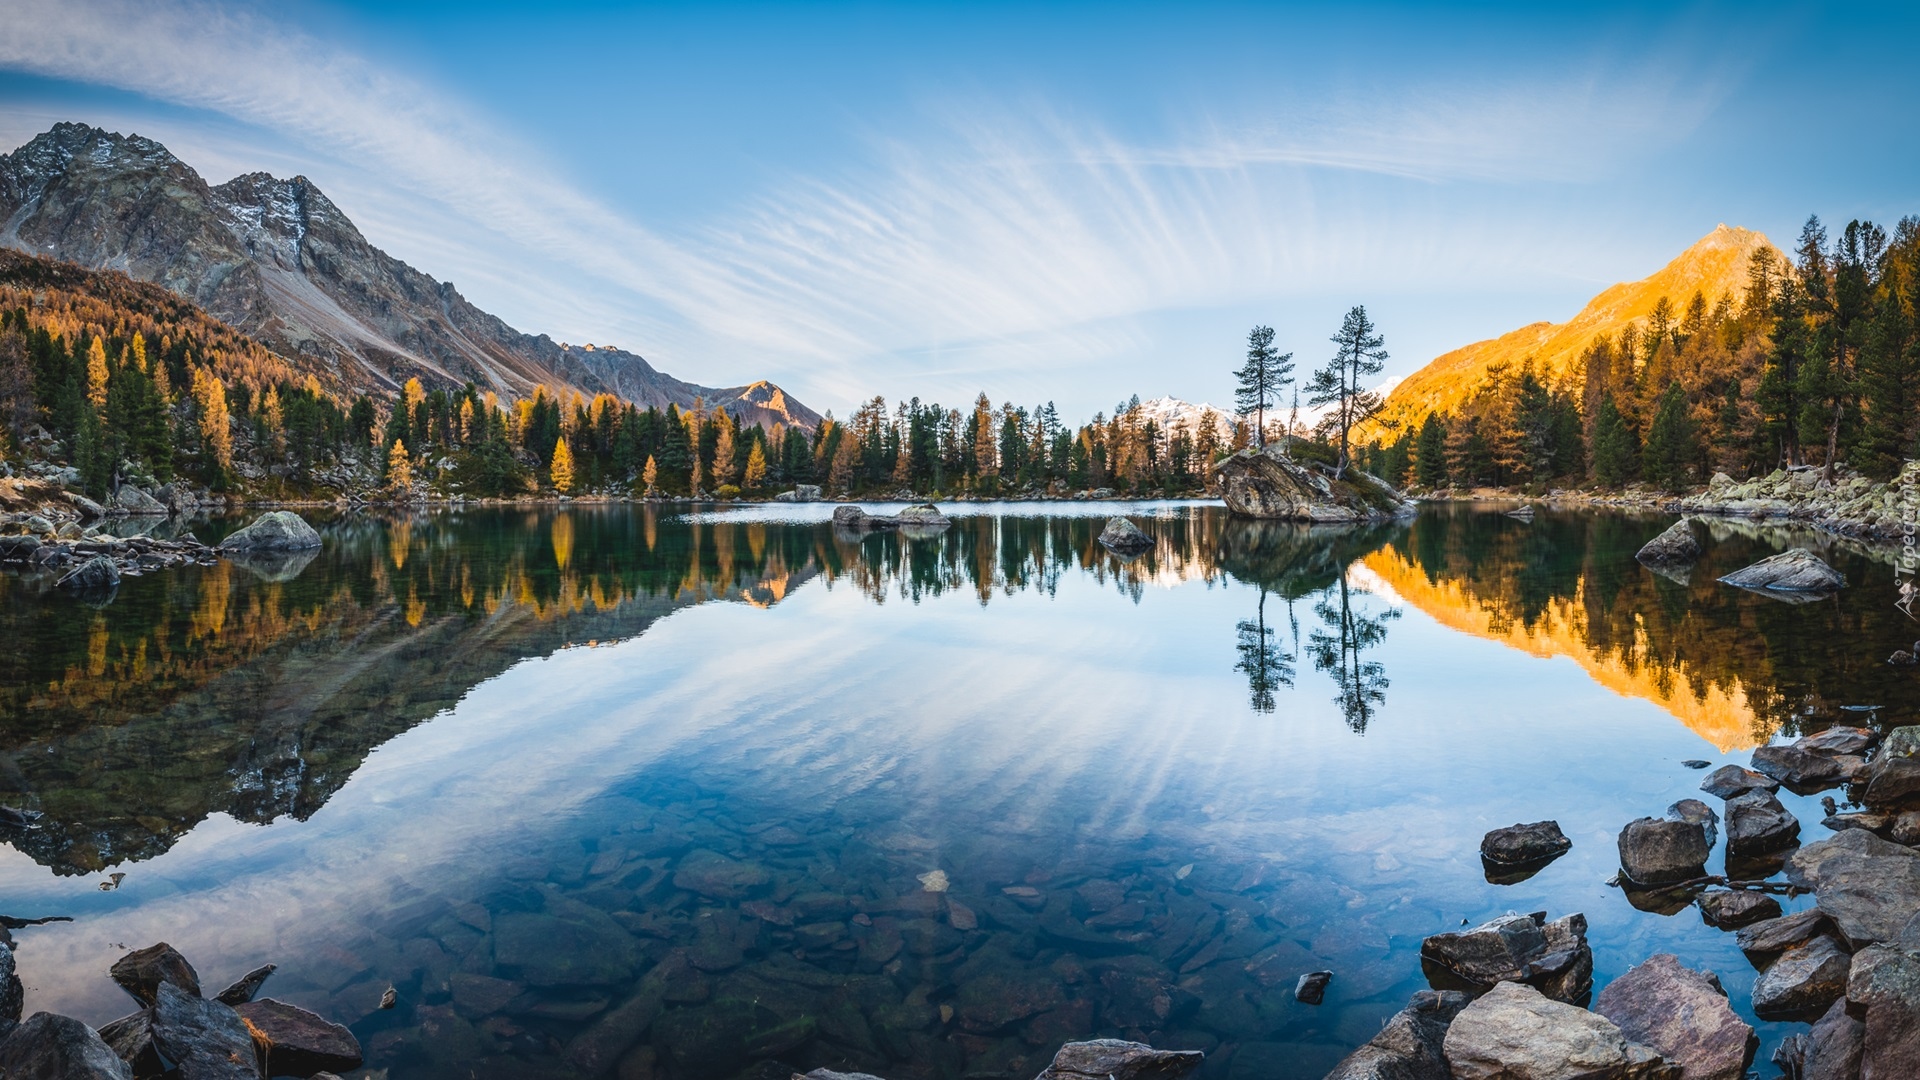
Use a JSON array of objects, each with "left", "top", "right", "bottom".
[
  {"left": 1717, "top": 548, "right": 1845, "bottom": 593},
  {"left": 1294, "top": 970, "right": 1332, "bottom": 1005},
  {"left": 1442, "top": 981, "right": 1678, "bottom": 1080},
  {"left": 1097, "top": 517, "right": 1154, "bottom": 554},
  {"left": 0, "top": 1013, "right": 133, "bottom": 1080},
  {"left": 1321, "top": 989, "right": 1467, "bottom": 1080},
  {"left": 1212, "top": 444, "right": 1413, "bottom": 522},
  {"left": 217, "top": 510, "right": 321, "bottom": 552},
  {"left": 1635, "top": 519, "right": 1702, "bottom": 567},
  {"left": 1592, "top": 954, "right": 1755, "bottom": 1080}
]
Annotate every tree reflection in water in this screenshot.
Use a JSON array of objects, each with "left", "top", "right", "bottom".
[
  {"left": 1308, "top": 572, "right": 1399, "bottom": 732},
  {"left": 1234, "top": 587, "right": 1296, "bottom": 712}
]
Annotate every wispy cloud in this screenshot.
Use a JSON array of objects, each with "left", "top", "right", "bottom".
[{"left": 0, "top": 0, "right": 1736, "bottom": 410}]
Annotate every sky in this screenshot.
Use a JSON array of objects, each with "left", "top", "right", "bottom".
[{"left": 2, "top": 1, "right": 1918, "bottom": 418}]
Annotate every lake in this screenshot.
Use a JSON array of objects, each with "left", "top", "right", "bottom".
[{"left": 0, "top": 501, "right": 1911, "bottom": 1080}]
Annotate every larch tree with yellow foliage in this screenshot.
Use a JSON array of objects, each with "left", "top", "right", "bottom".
[
  {"left": 191, "top": 368, "right": 232, "bottom": 469},
  {"left": 388, "top": 438, "right": 413, "bottom": 494},
  {"left": 712, "top": 415, "right": 737, "bottom": 487},
  {"left": 85, "top": 337, "right": 109, "bottom": 408},
  {"left": 550, "top": 436, "right": 574, "bottom": 494},
  {"left": 744, "top": 441, "right": 767, "bottom": 488},
  {"left": 642, "top": 455, "right": 658, "bottom": 495}
]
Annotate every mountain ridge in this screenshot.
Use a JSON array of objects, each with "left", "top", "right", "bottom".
[
  {"left": 1374, "top": 224, "right": 1781, "bottom": 433},
  {"left": 0, "top": 122, "right": 820, "bottom": 430}
]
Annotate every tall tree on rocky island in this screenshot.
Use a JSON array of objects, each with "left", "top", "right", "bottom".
[
  {"left": 1307, "top": 305, "right": 1389, "bottom": 479},
  {"left": 1235, "top": 325, "right": 1293, "bottom": 449}
]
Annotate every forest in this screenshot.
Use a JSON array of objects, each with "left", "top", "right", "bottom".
[{"left": 3, "top": 212, "right": 1916, "bottom": 504}]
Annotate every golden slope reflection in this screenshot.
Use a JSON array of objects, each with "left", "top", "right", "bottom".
[{"left": 1360, "top": 534, "right": 1774, "bottom": 751}]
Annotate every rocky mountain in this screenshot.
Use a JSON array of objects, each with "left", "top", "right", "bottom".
[
  {"left": 1373, "top": 225, "right": 1780, "bottom": 433},
  {"left": 0, "top": 122, "right": 819, "bottom": 430}
]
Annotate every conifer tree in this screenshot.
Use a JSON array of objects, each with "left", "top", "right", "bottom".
[
  {"left": 1642, "top": 384, "right": 1698, "bottom": 491},
  {"left": 387, "top": 438, "right": 412, "bottom": 494},
  {"left": 1306, "top": 305, "right": 1388, "bottom": 479},
  {"left": 1590, "top": 395, "right": 1637, "bottom": 486},
  {"left": 85, "top": 337, "right": 109, "bottom": 408},
  {"left": 1414, "top": 413, "right": 1449, "bottom": 489},
  {"left": 642, "top": 455, "right": 658, "bottom": 495},
  {"left": 745, "top": 441, "right": 768, "bottom": 488},
  {"left": 1235, "top": 325, "right": 1293, "bottom": 448},
  {"left": 551, "top": 436, "right": 575, "bottom": 493}
]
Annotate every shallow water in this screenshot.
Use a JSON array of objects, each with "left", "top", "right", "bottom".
[{"left": 0, "top": 502, "right": 1912, "bottom": 1079}]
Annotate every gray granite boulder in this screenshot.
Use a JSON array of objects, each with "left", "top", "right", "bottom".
[
  {"left": 1752, "top": 935, "right": 1851, "bottom": 1020},
  {"left": 1593, "top": 954, "right": 1755, "bottom": 1080},
  {"left": 1724, "top": 789, "right": 1800, "bottom": 855},
  {"left": 55, "top": 556, "right": 118, "bottom": 591},
  {"left": 1846, "top": 935, "right": 1920, "bottom": 1080},
  {"left": 1419, "top": 912, "right": 1592, "bottom": 1004},
  {"left": 1097, "top": 517, "right": 1154, "bottom": 554},
  {"left": 217, "top": 511, "right": 321, "bottom": 552},
  {"left": 1480, "top": 820, "right": 1573, "bottom": 868},
  {"left": 1442, "top": 981, "right": 1678, "bottom": 1080},
  {"left": 0, "top": 1013, "right": 132, "bottom": 1080},
  {"left": 1635, "top": 519, "right": 1701, "bottom": 566},
  {"left": 1700, "top": 764, "right": 1778, "bottom": 799},
  {"left": 1618, "top": 815, "right": 1711, "bottom": 886},
  {"left": 149, "top": 982, "right": 256, "bottom": 1080},
  {"left": 109, "top": 944, "right": 200, "bottom": 1006},
  {"left": 1717, "top": 548, "right": 1844, "bottom": 592},
  {"left": 1787, "top": 829, "right": 1920, "bottom": 948},
  {"left": 1031, "top": 1038, "right": 1204, "bottom": 1080}
]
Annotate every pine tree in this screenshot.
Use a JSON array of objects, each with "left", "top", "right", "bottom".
[
  {"left": 1642, "top": 384, "right": 1698, "bottom": 491},
  {"left": 1414, "top": 413, "right": 1449, "bottom": 489},
  {"left": 1306, "top": 305, "right": 1388, "bottom": 479},
  {"left": 1235, "top": 325, "right": 1294, "bottom": 448},
  {"left": 551, "top": 436, "right": 574, "bottom": 493},
  {"left": 1590, "top": 394, "right": 1638, "bottom": 487}
]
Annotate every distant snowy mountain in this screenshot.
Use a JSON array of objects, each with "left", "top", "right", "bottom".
[{"left": 1140, "top": 378, "right": 1403, "bottom": 443}]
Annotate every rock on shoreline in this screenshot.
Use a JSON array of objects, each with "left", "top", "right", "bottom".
[{"left": 1213, "top": 445, "right": 1415, "bottom": 522}]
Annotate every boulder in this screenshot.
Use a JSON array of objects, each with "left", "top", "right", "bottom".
[
  {"left": 96, "top": 1013, "right": 163, "bottom": 1077},
  {"left": 233, "top": 998, "right": 363, "bottom": 1076},
  {"left": 1212, "top": 445, "right": 1413, "bottom": 522},
  {"left": 1321, "top": 989, "right": 1467, "bottom": 1080},
  {"left": 1882, "top": 724, "right": 1920, "bottom": 760},
  {"left": 1724, "top": 789, "right": 1800, "bottom": 855},
  {"left": 1294, "top": 970, "right": 1332, "bottom": 1005},
  {"left": 1419, "top": 912, "right": 1592, "bottom": 1004},
  {"left": 892, "top": 503, "right": 949, "bottom": 527},
  {"left": 1845, "top": 938, "right": 1920, "bottom": 1080},
  {"left": 110, "top": 486, "right": 167, "bottom": 516},
  {"left": 1717, "top": 548, "right": 1845, "bottom": 592},
  {"left": 1736, "top": 909, "right": 1833, "bottom": 958},
  {"left": 1700, "top": 764, "right": 1779, "bottom": 799},
  {"left": 55, "top": 556, "right": 119, "bottom": 591},
  {"left": 831, "top": 505, "right": 866, "bottom": 528},
  {"left": 1441, "top": 981, "right": 1679, "bottom": 1080},
  {"left": 1786, "top": 830, "right": 1920, "bottom": 947},
  {"left": 1696, "top": 889, "right": 1782, "bottom": 929},
  {"left": 212, "top": 964, "right": 276, "bottom": 1006},
  {"left": 1861, "top": 755, "right": 1920, "bottom": 809},
  {"left": 0, "top": 941, "right": 20, "bottom": 1035},
  {"left": 1793, "top": 997, "right": 1865, "bottom": 1080},
  {"left": 1480, "top": 821, "right": 1573, "bottom": 869},
  {"left": 1593, "top": 954, "right": 1755, "bottom": 1080},
  {"left": 1635, "top": 519, "right": 1702, "bottom": 566},
  {"left": 1751, "top": 739, "right": 1865, "bottom": 794},
  {"left": 1097, "top": 517, "right": 1154, "bottom": 554},
  {"left": 150, "top": 981, "right": 257, "bottom": 1080},
  {"left": 1617, "top": 815, "right": 1711, "bottom": 886},
  {"left": 109, "top": 943, "right": 200, "bottom": 1006},
  {"left": 217, "top": 511, "right": 321, "bottom": 552},
  {"left": 1665, "top": 799, "right": 1720, "bottom": 850},
  {"left": 673, "top": 849, "right": 772, "bottom": 899},
  {"left": 0, "top": 1013, "right": 133, "bottom": 1080},
  {"left": 0, "top": 534, "right": 40, "bottom": 562},
  {"left": 1031, "top": 1038, "right": 1204, "bottom": 1080},
  {"left": 1752, "top": 935, "right": 1851, "bottom": 1020}
]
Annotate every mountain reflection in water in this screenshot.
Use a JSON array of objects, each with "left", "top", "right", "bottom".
[{"left": 0, "top": 502, "right": 1911, "bottom": 1080}]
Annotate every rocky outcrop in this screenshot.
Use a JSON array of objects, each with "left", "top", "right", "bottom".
[
  {"left": 1787, "top": 830, "right": 1920, "bottom": 948},
  {"left": 1213, "top": 445, "right": 1414, "bottom": 522},
  {"left": 1097, "top": 517, "right": 1154, "bottom": 554},
  {"left": 1671, "top": 463, "right": 1920, "bottom": 541},
  {"left": 1321, "top": 989, "right": 1467, "bottom": 1080},
  {"left": 1717, "top": 547, "right": 1845, "bottom": 593},
  {"left": 1030, "top": 1038, "right": 1204, "bottom": 1080},
  {"left": 232, "top": 999, "right": 363, "bottom": 1076},
  {"left": 1592, "top": 954, "right": 1755, "bottom": 1080},
  {"left": 1751, "top": 934, "right": 1851, "bottom": 1020},
  {"left": 1846, "top": 935, "right": 1920, "bottom": 1079},
  {"left": 831, "top": 505, "right": 951, "bottom": 532},
  {"left": 1442, "top": 981, "right": 1679, "bottom": 1080},
  {"left": 0, "top": 1013, "right": 133, "bottom": 1080},
  {"left": 1749, "top": 727, "right": 1871, "bottom": 794},
  {"left": 109, "top": 486, "right": 168, "bottom": 516},
  {"left": 772, "top": 484, "right": 823, "bottom": 503},
  {"left": 217, "top": 511, "right": 322, "bottom": 552},
  {"left": 54, "top": 555, "right": 119, "bottom": 591},
  {"left": 1635, "top": 518, "right": 1702, "bottom": 567}
]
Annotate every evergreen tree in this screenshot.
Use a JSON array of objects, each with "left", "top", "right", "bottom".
[
  {"left": 1590, "top": 394, "right": 1638, "bottom": 486},
  {"left": 1235, "top": 325, "right": 1293, "bottom": 448},
  {"left": 1306, "top": 305, "right": 1388, "bottom": 479},
  {"left": 1414, "top": 413, "right": 1449, "bottom": 489},
  {"left": 1642, "top": 383, "right": 1697, "bottom": 491}
]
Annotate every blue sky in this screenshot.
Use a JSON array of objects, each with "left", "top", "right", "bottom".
[{"left": 2, "top": 1, "right": 1917, "bottom": 417}]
